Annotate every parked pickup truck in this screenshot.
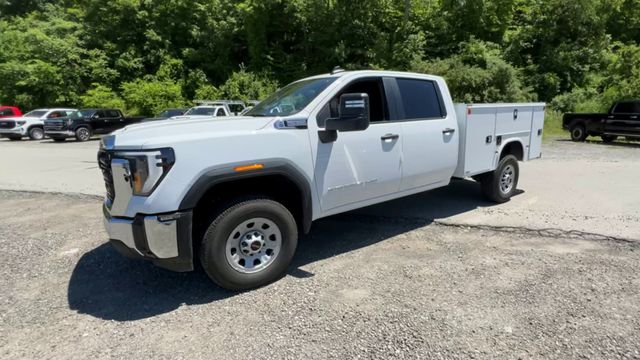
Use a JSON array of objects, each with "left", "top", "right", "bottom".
[
  {"left": 0, "top": 106, "right": 22, "bottom": 118},
  {"left": 171, "top": 105, "right": 231, "bottom": 120},
  {"left": 0, "top": 108, "right": 77, "bottom": 140},
  {"left": 563, "top": 100, "right": 640, "bottom": 142},
  {"left": 44, "top": 109, "right": 145, "bottom": 142},
  {"left": 99, "top": 70, "right": 545, "bottom": 290}
]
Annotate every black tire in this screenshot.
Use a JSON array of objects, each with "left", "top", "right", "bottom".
[
  {"left": 199, "top": 196, "right": 298, "bottom": 290},
  {"left": 480, "top": 155, "right": 519, "bottom": 203},
  {"left": 601, "top": 135, "right": 617, "bottom": 143},
  {"left": 52, "top": 137, "right": 66, "bottom": 142},
  {"left": 570, "top": 123, "right": 587, "bottom": 142},
  {"left": 75, "top": 127, "right": 91, "bottom": 142},
  {"left": 28, "top": 127, "right": 44, "bottom": 140}
]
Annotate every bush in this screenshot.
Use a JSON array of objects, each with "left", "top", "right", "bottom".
[
  {"left": 215, "top": 69, "right": 279, "bottom": 101},
  {"left": 410, "top": 40, "right": 535, "bottom": 103},
  {"left": 81, "top": 84, "right": 125, "bottom": 109},
  {"left": 121, "top": 79, "right": 186, "bottom": 116}
]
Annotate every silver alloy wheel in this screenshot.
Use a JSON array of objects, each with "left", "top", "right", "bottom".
[
  {"left": 77, "top": 128, "right": 90, "bottom": 141},
  {"left": 225, "top": 217, "right": 282, "bottom": 274},
  {"left": 499, "top": 164, "right": 515, "bottom": 194},
  {"left": 30, "top": 128, "right": 44, "bottom": 140}
]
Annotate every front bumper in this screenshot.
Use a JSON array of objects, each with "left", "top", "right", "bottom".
[
  {"left": 103, "top": 204, "right": 194, "bottom": 272},
  {"left": 0, "top": 128, "right": 26, "bottom": 136}
]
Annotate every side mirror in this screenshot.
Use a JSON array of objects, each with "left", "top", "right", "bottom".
[{"left": 325, "top": 93, "right": 370, "bottom": 132}]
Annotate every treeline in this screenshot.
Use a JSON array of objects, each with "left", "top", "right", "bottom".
[{"left": 1, "top": 0, "right": 639, "bottom": 116}]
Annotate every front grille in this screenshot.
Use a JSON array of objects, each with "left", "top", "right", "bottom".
[
  {"left": 0, "top": 121, "right": 16, "bottom": 129},
  {"left": 97, "top": 150, "right": 115, "bottom": 202}
]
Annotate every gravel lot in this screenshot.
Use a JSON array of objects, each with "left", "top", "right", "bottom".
[{"left": 1, "top": 138, "right": 640, "bottom": 359}]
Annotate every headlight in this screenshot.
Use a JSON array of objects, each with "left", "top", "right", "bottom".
[
  {"left": 16, "top": 121, "right": 26, "bottom": 126},
  {"left": 113, "top": 148, "right": 175, "bottom": 196}
]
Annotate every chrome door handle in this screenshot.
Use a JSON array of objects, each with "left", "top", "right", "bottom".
[
  {"left": 442, "top": 128, "right": 456, "bottom": 134},
  {"left": 381, "top": 133, "right": 399, "bottom": 141}
]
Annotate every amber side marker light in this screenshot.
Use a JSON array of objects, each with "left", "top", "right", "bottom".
[{"left": 234, "top": 163, "right": 265, "bottom": 172}]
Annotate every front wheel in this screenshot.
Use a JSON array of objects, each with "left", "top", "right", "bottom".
[
  {"left": 75, "top": 127, "right": 91, "bottom": 142},
  {"left": 480, "top": 155, "right": 519, "bottom": 203},
  {"left": 199, "top": 197, "right": 298, "bottom": 290},
  {"left": 28, "top": 127, "right": 44, "bottom": 140}
]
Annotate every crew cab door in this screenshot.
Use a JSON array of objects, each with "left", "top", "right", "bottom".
[
  {"left": 104, "top": 110, "right": 125, "bottom": 132},
  {"left": 89, "top": 110, "right": 108, "bottom": 133},
  {"left": 390, "top": 77, "right": 458, "bottom": 190},
  {"left": 311, "top": 77, "right": 403, "bottom": 213},
  {"left": 605, "top": 101, "right": 640, "bottom": 135}
]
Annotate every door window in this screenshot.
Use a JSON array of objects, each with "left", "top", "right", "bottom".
[
  {"left": 216, "top": 108, "right": 226, "bottom": 116},
  {"left": 396, "top": 78, "right": 445, "bottom": 120},
  {"left": 106, "top": 110, "right": 120, "bottom": 118},
  {"left": 613, "top": 102, "right": 640, "bottom": 114},
  {"left": 317, "top": 77, "right": 389, "bottom": 127},
  {"left": 47, "top": 111, "right": 66, "bottom": 118}
]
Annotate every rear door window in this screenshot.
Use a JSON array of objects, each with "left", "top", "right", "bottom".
[
  {"left": 216, "top": 108, "right": 226, "bottom": 116},
  {"left": 396, "top": 78, "right": 445, "bottom": 120},
  {"left": 613, "top": 102, "right": 640, "bottom": 114}
]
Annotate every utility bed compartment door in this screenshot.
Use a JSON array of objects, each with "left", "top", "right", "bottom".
[
  {"left": 454, "top": 105, "right": 497, "bottom": 177},
  {"left": 529, "top": 105, "right": 545, "bottom": 159}
]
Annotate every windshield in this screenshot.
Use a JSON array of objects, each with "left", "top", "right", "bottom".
[
  {"left": 247, "top": 77, "right": 337, "bottom": 117},
  {"left": 184, "top": 107, "right": 217, "bottom": 116},
  {"left": 23, "top": 110, "right": 47, "bottom": 118}
]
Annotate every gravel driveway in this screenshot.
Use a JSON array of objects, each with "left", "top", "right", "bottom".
[{"left": 1, "top": 138, "right": 639, "bottom": 359}]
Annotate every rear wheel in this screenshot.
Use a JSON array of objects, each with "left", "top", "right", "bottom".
[
  {"left": 28, "top": 127, "right": 44, "bottom": 140},
  {"left": 570, "top": 124, "right": 587, "bottom": 142},
  {"left": 75, "top": 127, "right": 91, "bottom": 142},
  {"left": 199, "top": 196, "right": 298, "bottom": 290},
  {"left": 480, "top": 155, "right": 519, "bottom": 203},
  {"left": 601, "top": 135, "right": 617, "bottom": 143}
]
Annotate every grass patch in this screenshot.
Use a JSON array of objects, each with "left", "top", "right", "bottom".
[{"left": 543, "top": 110, "right": 566, "bottom": 141}]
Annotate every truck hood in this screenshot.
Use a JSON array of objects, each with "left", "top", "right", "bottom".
[{"left": 110, "top": 116, "right": 276, "bottom": 149}]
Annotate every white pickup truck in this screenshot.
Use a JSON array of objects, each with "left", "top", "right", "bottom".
[{"left": 99, "top": 70, "right": 545, "bottom": 290}]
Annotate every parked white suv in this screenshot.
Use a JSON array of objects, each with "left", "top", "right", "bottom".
[
  {"left": 99, "top": 70, "right": 545, "bottom": 290},
  {"left": 0, "top": 108, "right": 77, "bottom": 140}
]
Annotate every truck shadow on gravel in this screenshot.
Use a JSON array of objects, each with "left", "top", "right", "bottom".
[{"left": 68, "top": 180, "right": 500, "bottom": 321}]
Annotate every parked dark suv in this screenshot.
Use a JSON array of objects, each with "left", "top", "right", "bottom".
[{"left": 44, "top": 109, "right": 144, "bottom": 142}]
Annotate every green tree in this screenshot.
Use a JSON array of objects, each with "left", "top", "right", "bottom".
[
  {"left": 121, "top": 79, "right": 186, "bottom": 116},
  {"left": 81, "top": 84, "right": 125, "bottom": 109}
]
